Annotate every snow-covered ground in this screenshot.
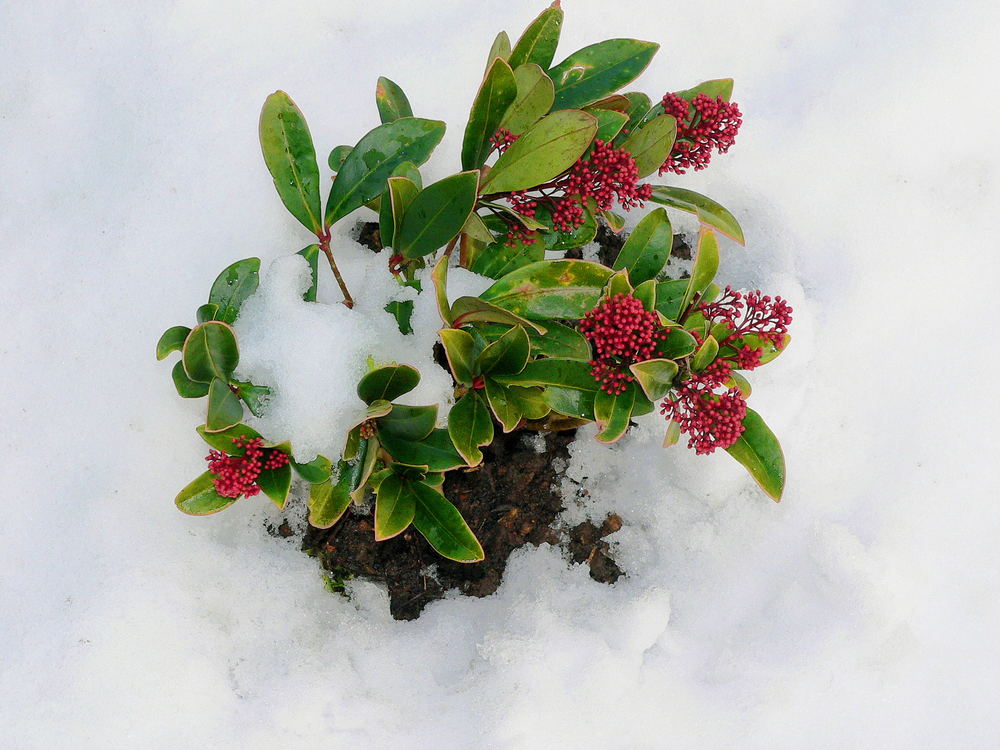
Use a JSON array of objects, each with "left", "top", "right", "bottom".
[{"left": 2, "top": 1, "right": 998, "bottom": 747}]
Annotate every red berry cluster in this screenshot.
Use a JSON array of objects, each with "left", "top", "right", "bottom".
[
  {"left": 490, "top": 128, "right": 519, "bottom": 153},
  {"left": 698, "top": 286, "right": 793, "bottom": 351},
  {"left": 205, "top": 436, "right": 289, "bottom": 499},
  {"left": 580, "top": 293, "right": 667, "bottom": 395},
  {"left": 659, "top": 93, "right": 742, "bottom": 174}
]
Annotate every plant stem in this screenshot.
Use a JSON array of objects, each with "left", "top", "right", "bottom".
[{"left": 319, "top": 230, "right": 354, "bottom": 309}]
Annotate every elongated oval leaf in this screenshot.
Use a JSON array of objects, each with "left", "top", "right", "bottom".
[
  {"left": 618, "top": 91, "right": 652, "bottom": 142},
  {"left": 195, "top": 422, "right": 263, "bottom": 452},
  {"left": 478, "top": 325, "right": 529, "bottom": 375},
  {"left": 172, "top": 361, "right": 210, "bottom": 398},
  {"left": 629, "top": 358, "right": 678, "bottom": 401},
  {"left": 256, "top": 462, "right": 292, "bottom": 509},
  {"left": 480, "top": 110, "right": 597, "bottom": 194},
  {"left": 612, "top": 207, "right": 672, "bottom": 284},
  {"left": 549, "top": 39, "right": 659, "bottom": 110},
  {"left": 484, "top": 378, "right": 522, "bottom": 432},
  {"left": 648, "top": 186, "right": 745, "bottom": 245},
  {"left": 296, "top": 244, "right": 320, "bottom": 302},
  {"left": 448, "top": 391, "right": 494, "bottom": 466},
  {"left": 411, "top": 482, "right": 485, "bottom": 562},
  {"left": 182, "top": 322, "right": 238, "bottom": 384},
  {"left": 380, "top": 176, "right": 419, "bottom": 249},
  {"left": 374, "top": 474, "right": 417, "bottom": 541},
  {"left": 681, "top": 229, "right": 720, "bottom": 313},
  {"left": 450, "top": 296, "right": 546, "bottom": 334},
  {"left": 658, "top": 327, "right": 698, "bottom": 359},
  {"left": 508, "top": 5, "right": 563, "bottom": 70},
  {"left": 726, "top": 408, "right": 785, "bottom": 501},
  {"left": 479, "top": 259, "right": 613, "bottom": 320},
  {"left": 291, "top": 455, "right": 332, "bottom": 484},
  {"left": 209, "top": 258, "right": 261, "bottom": 324},
  {"left": 157, "top": 326, "right": 190, "bottom": 360},
  {"left": 396, "top": 171, "right": 479, "bottom": 258},
  {"left": 485, "top": 30, "right": 512, "bottom": 72},
  {"left": 675, "top": 78, "right": 734, "bottom": 103},
  {"left": 308, "top": 467, "right": 353, "bottom": 529},
  {"left": 500, "top": 63, "right": 555, "bottom": 135},
  {"left": 496, "top": 357, "right": 597, "bottom": 391},
  {"left": 328, "top": 145, "right": 352, "bottom": 172},
  {"left": 590, "top": 109, "right": 628, "bottom": 141},
  {"left": 462, "top": 58, "right": 517, "bottom": 170},
  {"left": 379, "top": 428, "right": 466, "bottom": 472},
  {"left": 205, "top": 378, "right": 244, "bottom": 433},
  {"left": 439, "top": 328, "right": 477, "bottom": 385},
  {"left": 196, "top": 303, "right": 219, "bottom": 324},
  {"left": 259, "top": 91, "right": 322, "bottom": 233},
  {"left": 376, "top": 76, "right": 413, "bottom": 123},
  {"left": 357, "top": 364, "right": 420, "bottom": 405},
  {"left": 691, "top": 335, "right": 719, "bottom": 371},
  {"left": 377, "top": 404, "right": 438, "bottom": 442},
  {"left": 325, "top": 118, "right": 446, "bottom": 226},
  {"left": 619, "top": 114, "right": 676, "bottom": 178},
  {"left": 175, "top": 472, "right": 236, "bottom": 515},
  {"left": 594, "top": 384, "right": 637, "bottom": 443},
  {"left": 470, "top": 235, "right": 545, "bottom": 279}
]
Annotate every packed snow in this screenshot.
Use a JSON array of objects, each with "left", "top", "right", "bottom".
[{"left": 2, "top": 1, "right": 998, "bottom": 748}]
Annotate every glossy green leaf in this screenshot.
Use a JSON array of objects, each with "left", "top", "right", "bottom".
[
  {"left": 654, "top": 279, "right": 688, "bottom": 320},
  {"left": 209, "top": 258, "right": 261, "bottom": 324},
  {"left": 448, "top": 391, "right": 494, "bottom": 466},
  {"left": 439, "top": 328, "right": 477, "bottom": 385},
  {"left": 484, "top": 378, "right": 522, "bottom": 432},
  {"left": 325, "top": 118, "right": 446, "bottom": 227},
  {"left": 662, "top": 419, "right": 680, "bottom": 448},
  {"left": 499, "top": 63, "right": 555, "bottom": 135},
  {"left": 612, "top": 207, "right": 672, "bottom": 284},
  {"left": 478, "top": 325, "right": 529, "bottom": 375},
  {"left": 543, "top": 386, "right": 596, "bottom": 420},
  {"left": 357, "top": 364, "right": 420, "bottom": 405},
  {"left": 463, "top": 58, "right": 517, "bottom": 170},
  {"left": 395, "top": 171, "right": 479, "bottom": 258},
  {"left": 378, "top": 428, "right": 466, "bottom": 472},
  {"left": 157, "top": 326, "right": 190, "bottom": 360},
  {"left": 291, "top": 454, "right": 332, "bottom": 484},
  {"left": 509, "top": 4, "right": 563, "bottom": 69},
  {"left": 463, "top": 212, "right": 495, "bottom": 245},
  {"left": 374, "top": 473, "right": 417, "bottom": 540},
  {"left": 384, "top": 300, "right": 415, "bottom": 335},
  {"left": 590, "top": 109, "right": 628, "bottom": 141},
  {"left": 628, "top": 358, "right": 678, "bottom": 401},
  {"left": 233, "top": 381, "right": 270, "bottom": 417},
  {"left": 171, "top": 361, "right": 210, "bottom": 399},
  {"left": 412, "top": 482, "right": 485, "bottom": 562},
  {"left": 736, "top": 333, "right": 791, "bottom": 366},
  {"left": 601, "top": 209, "right": 626, "bottom": 232},
  {"left": 376, "top": 76, "right": 413, "bottom": 124},
  {"left": 681, "top": 229, "right": 720, "bottom": 313},
  {"left": 478, "top": 320, "right": 585, "bottom": 360},
  {"left": 259, "top": 91, "right": 322, "bottom": 233},
  {"left": 675, "top": 78, "right": 734, "bottom": 103},
  {"left": 588, "top": 94, "right": 631, "bottom": 112},
  {"left": 256, "top": 462, "right": 292, "bottom": 509},
  {"left": 485, "top": 30, "right": 512, "bottom": 71},
  {"left": 691, "top": 335, "right": 719, "bottom": 371},
  {"left": 182, "top": 321, "right": 238, "bottom": 383},
  {"left": 350, "top": 436, "right": 380, "bottom": 503},
  {"left": 594, "top": 384, "right": 636, "bottom": 443},
  {"left": 619, "top": 114, "right": 676, "bottom": 178},
  {"left": 196, "top": 303, "right": 219, "bottom": 324},
  {"left": 658, "top": 327, "right": 698, "bottom": 359},
  {"left": 618, "top": 91, "right": 653, "bottom": 142},
  {"left": 297, "top": 245, "right": 320, "bottom": 302},
  {"left": 633, "top": 279, "right": 656, "bottom": 311},
  {"left": 480, "top": 110, "right": 597, "bottom": 194},
  {"left": 175, "top": 472, "right": 236, "bottom": 516},
  {"left": 308, "top": 466, "right": 353, "bottom": 529},
  {"left": 508, "top": 385, "right": 550, "bottom": 420},
  {"left": 478, "top": 201, "right": 548, "bottom": 231},
  {"left": 479, "top": 259, "right": 613, "bottom": 320},
  {"left": 606, "top": 268, "right": 633, "bottom": 298},
  {"left": 469, "top": 235, "right": 545, "bottom": 279},
  {"left": 328, "top": 145, "right": 352, "bottom": 172},
  {"left": 380, "top": 175, "right": 419, "bottom": 249},
  {"left": 727, "top": 370, "right": 752, "bottom": 397},
  {"left": 450, "top": 296, "right": 546, "bottom": 334},
  {"left": 726, "top": 408, "right": 785, "bottom": 501},
  {"left": 549, "top": 39, "right": 659, "bottom": 110},
  {"left": 378, "top": 404, "right": 438, "bottom": 442},
  {"left": 195, "top": 422, "right": 263, "bottom": 453},
  {"left": 648, "top": 186, "right": 745, "bottom": 245},
  {"left": 205, "top": 377, "right": 244, "bottom": 433},
  {"left": 431, "top": 254, "right": 452, "bottom": 326},
  {"left": 497, "top": 357, "right": 598, "bottom": 390}
]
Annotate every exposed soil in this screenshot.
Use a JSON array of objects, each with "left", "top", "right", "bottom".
[{"left": 296, "top": 220, "right": 689, "bottom": 620}]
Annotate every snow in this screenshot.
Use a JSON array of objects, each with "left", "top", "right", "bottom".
[{"left": 2, "top": 0, "right": 999, "bottom": 748}]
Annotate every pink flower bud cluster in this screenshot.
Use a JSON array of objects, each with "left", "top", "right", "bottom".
[
  {"left": 580, "top": 293, "right": 667, "bottom": 395},
  {"left": 659, "top": 93, "right": 742, "bottom": 174},
  {"left": 698, "top": 286, "right": 793, "bottom": 351},
  {"left": 205, "top": 436, "right": 289, "bottom": 499},
  {"left": 490, "top": 128, "right": 519, "bottom": 153}
]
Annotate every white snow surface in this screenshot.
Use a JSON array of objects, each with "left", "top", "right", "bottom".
[{"left": 2, "top": 1, "right": 999, "bottom": 748}]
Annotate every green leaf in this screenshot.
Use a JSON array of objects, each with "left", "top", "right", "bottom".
[
  {"left": 478, "top": 201, "right": 548, "bottom": 231},
  {"left": 412, "top": 482, "right": 485, "bottom": 562},
  {"left": 549, "top": 39, "right": 659, "bottom": 110},
  {"left": 357, "top": 364, "right": 420, "bottom": 404},
  {"left": 478, "top": 325, "right": 529, "bottom": 375},
  {"left": 378, "top": 428, "right": 466, "bottom": 472},
  {"left": 175, "top": 472, "right": 236, "bottom": 516},
  {"left": 628, "top": 359, "right": 678, "bottom": 401},
  {"left": 395, "top": 171, "right": 479, "bottom": 259},
  {"left": 691, "top": 335, "right": 719, "bottom": 371},
  {"left": 469, "top": 234, "right": 545, "bottom": 279},
  {"left": 508, "top": 4, "right": 563, "bottom": 70},
  {"left": 484, "top": 378, "right": 522, "bottom": 432},
  {"left": 378, "top": 404, "right": 438, "bottom": 442},
  {"left": 648, "top": 186, "right": 745, "bottom": 245},
  {"left": 233, "top": 381, "right": 270, "bottom": 417},
  {"left": 439, "top": 328, "right": 477, "bottom": 385},
  {"left": 291, "top": 455, "right": 332, "bottom": 484},
  {"left": 380, "top": 175, "right": 420, "bottom": 249},
  {"left": 663, "top": 419, "right": 680, "bottom": 448},
  {"left": 587, "top": 94, "right": 631, "bottom": 112},
  {"left": 618, "top": 91, "right": 652, "bottom": 143},
  {"left": 499, "top": 63, "right": 555, "bottom": 135},
  {"left": 480, "top": 110, "right": 597, "bottom": 194},
  {"left": 328, "top": 145, "right": 352, "bottom": 172},
  {"left": 612, "top": 207, "right": 672, "bottom": 284},
  {"left": 463, "top": 212, "right": 495, "bottom": 245},
  {"left": 727, "top": 370, "right": 752, "bottom": 397},
  {"left": 431, "top": 254, "right": 453, "bottom": 326},
  {"left": 681, "top": 229, "right": 720, "bottom": 313},
  {"left": 543, "top": 386, "right": 596, "bottom": 421},
  {"left": 479, "top": 259, "right": 613, "bottom": 320},
  {"left": 497, "top": 357, "right": 598, "bottom": 390},
  {"left": 350, "top": 436, "right": 380, "bottom": 503},
  {"left": 374, "top": 474, "right": 417, "bottom": 540},
  {"left": 375, "top": 76, "right": 413, "bottom": 123},
  {"left": 256, "top": 461, "right": 292, "bottom": 509},
  {"left": 324, "top": 118, "right": 446, "bottom": 227},
  {"left": 450, "top": 296, "right": 546, "bottom": 334},
  {"left": 606, "top": 268, "right": 633, "bottom": 298},
  {"left": 658, "top": 327, "right": 698, "bottom": 359},
  {"left": 462, "top": 58, "right": 518, "bottom": 170},
  {"left": 205, "top": 378, "right": 244, "bottom": 433},
  {"left": 529, "top": 320, "right": 590, "bottom": 359},
  {"left": 209, "top": 258, "right": 261, "bottom": 324},
  {"left": 590, "top": 109, "right": 628, "bottom": 141},
  {"left": 171, "top": 361, "right": 210, "bottom": 398},
  {"left": 675, "top": 78, "right": 734, "bottom": 103},
  {"left": 654, "top": 279, "right": 688, "bottom": 321},
  {"left": 308, "top": 467, "right": 353, "bottom": 529},
  {"left": 157, "top": 326, "right": 190, "bottom": 360},
  {"left": 601, "top": 209, "right": 626, "bottom": 232},
  {"left": 633, "top": 278, "right": 656, "bottom": 311},
  {"left": 259, "top": 91, "right": 322, "bottom": 233},
  {"left": 485, "top": 30, "right": 512, "bottom": 72},
  {"left": 384, "top": 300, "right": 414, "bottom": 335},
  {"left": 196, "top": 303, "right": 219, "bottom": 324},
  {"left": 182, "top": 321, "right": 239, "bottom": 383},
  {"left": 195, "top": 422, "right": 263, "bottom": 453},
  {"left": 448, "top": 391, "right": 494, "bottom": 467},
  {"left": 297, "top": 245, "right": 320, "bottom": 302},
  {"left": 508, "top": 385, "right": 550, "bottom": 420},
  {"left": 594, "top": 384, "right": 636, "bottom": 443},
  {"left": 726, "top": 408, "right": 785, "bottom": 501},
  {"left": 619, "top": 114, "right": 676, "bottom": 178}
]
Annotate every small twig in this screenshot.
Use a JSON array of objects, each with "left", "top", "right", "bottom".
[{"left": 318, "top": 230, "right": 355, "bottom": 308}]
